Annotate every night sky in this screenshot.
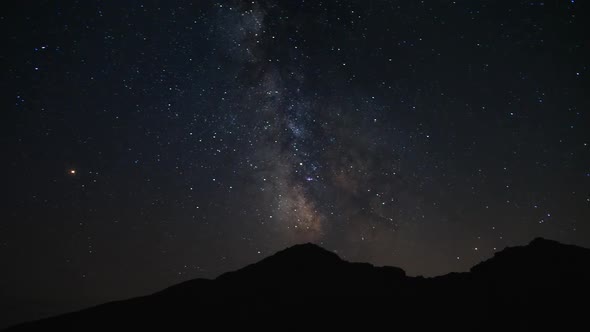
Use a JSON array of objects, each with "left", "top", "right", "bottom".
[{"left": 2, "top": 0, "right": 589, "bottom": 323}]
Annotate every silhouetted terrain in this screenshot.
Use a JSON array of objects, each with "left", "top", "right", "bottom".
[{"left": 5, "top": 238, "right": 590, "bottom": 331}]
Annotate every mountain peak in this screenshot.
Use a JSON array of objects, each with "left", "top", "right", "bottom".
[
  {"left": 529, "top": 237, "right": 561, "bottom": 247},
  {"left": 274, "top": 242, "right": 339, "bottom": 257},
  {"left": 256, "top": 242, "right": 342, "bottom": 267},
  {"left": 470, "top": 237, "right": 590, "bottom": 276},
  {"left": 215, "top": 242, "right": 342, "bottom": 283}
]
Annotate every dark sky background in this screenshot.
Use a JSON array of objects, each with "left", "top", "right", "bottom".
[{"left": 2, "top": 0, "right": 589, "bottom": 327}]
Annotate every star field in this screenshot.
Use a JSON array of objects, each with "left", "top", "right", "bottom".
[{"left": 2, "top": 0, "right": 589, "bottom": 325}]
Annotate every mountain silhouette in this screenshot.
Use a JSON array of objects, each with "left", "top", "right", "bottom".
[{"left": 5, "top": 238, "right": 590, "bottom": 331}]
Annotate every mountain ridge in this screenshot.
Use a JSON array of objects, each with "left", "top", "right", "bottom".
[{"left": 5, "top": 237, "right": 590, "bottom": 331}]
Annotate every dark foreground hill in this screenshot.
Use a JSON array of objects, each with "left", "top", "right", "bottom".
[{"left": 5, "top": 238, "right": 590, "bottom": 331}]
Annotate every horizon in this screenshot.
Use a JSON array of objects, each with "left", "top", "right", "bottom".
[{"left": 3, "top": 235, "right": 590, "bottom": 330}]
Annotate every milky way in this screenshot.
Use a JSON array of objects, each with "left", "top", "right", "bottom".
[{"left": 215, "top": 1, "right": 413, "bottom": 247}]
